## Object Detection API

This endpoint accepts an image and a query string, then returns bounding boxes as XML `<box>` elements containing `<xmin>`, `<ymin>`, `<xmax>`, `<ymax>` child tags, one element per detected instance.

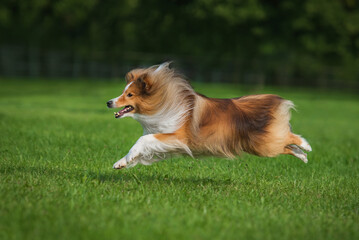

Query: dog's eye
<box><xmin>127</xmin><ymin>93</ymin><xmax>133</xmax><ymax>97</ymax></box>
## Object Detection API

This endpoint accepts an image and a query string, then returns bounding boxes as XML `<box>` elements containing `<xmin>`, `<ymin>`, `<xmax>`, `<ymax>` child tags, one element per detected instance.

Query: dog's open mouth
<box><xmin>114</xmin><ymin>105</ymin><xmax>134</xmax><ymax>118</ymax></box>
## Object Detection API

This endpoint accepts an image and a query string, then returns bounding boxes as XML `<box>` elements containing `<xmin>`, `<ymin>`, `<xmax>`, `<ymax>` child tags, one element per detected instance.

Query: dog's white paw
<box><xmin>299</xmin><ymin>153</ymin><xmax>308</xmax><ymax>163</ymax></box>
<box><xmin>290</xmin><ymin>145</ymin><xmax>308</xmax><ymax>163</ymax></box>
<box><xmin>113</xmin><ymin>157</ymin><xmax>127</xmax><ymax>169</ymax></box>
<box><xmin>300</xmin><ymin>138</ymin><xmax>312</xmax><ymax>152</ymax></box>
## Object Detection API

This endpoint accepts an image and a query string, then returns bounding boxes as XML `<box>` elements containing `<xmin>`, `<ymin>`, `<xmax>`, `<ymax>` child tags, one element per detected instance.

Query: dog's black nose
<box><xmin>107</xmin><ymin>100</ymin><xmax>113</xmax><ymax>107</ymax></box>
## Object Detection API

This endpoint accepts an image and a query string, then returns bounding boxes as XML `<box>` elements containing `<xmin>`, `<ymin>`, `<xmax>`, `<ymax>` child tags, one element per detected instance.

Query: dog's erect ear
<box><xmin>125</xmin><ymin>72</ymin><xmax>134</xmax><ymax>83</ymax></box>
<box><xmin>136</xmin><ymin>73</ymin><xmax>151</xmax><ymax>94</ymax></box>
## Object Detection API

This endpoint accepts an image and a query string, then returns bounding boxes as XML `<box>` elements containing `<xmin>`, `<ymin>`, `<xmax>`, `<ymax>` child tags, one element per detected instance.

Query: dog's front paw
<box><xmin>113</xmin><ymin>157</ymin><xmax>127</xmax><ymax>169</ymax></box>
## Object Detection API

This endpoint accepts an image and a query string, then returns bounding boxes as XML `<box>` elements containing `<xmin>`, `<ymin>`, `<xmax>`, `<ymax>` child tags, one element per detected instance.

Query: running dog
<box><xmin>107</xmin><ymin>63</ymin><xmax>312</xmax><ymax>169</ymax></box>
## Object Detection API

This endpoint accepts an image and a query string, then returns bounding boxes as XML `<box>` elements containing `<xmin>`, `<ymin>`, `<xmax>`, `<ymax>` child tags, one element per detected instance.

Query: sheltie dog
<box><xmin>107</xmin><ymin>62</ymin><xmax>312</xmax><ymax>169</ymax></box>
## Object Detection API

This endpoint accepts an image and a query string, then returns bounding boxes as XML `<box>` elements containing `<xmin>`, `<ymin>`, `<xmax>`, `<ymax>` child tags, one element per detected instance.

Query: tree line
<box><xmin>0</xmin><ymin>0</ymin><xmax>358</xmax><ymax>87</ymax></box>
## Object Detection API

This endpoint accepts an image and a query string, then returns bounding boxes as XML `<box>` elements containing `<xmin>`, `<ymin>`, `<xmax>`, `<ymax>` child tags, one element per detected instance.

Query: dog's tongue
<box><xmin>114</xmin><ymin>108</ymin><xmax>127</xmax><ymax>118</ymax></box>
<box><xmin>114</xmin><ymin>106</ymin><xmax>133</xmax><ymax>118</ymax></box>
<box><xmin>114</xmin><ymin>111</ymin><xmax>124</xmax><ymax>118</ymax></box>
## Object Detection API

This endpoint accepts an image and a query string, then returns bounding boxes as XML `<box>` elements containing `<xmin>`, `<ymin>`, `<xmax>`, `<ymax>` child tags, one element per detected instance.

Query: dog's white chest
<box><xmin>133</xmin><ymin>108</ymin><xmax>186</xmax><ymax>135</ymax></box>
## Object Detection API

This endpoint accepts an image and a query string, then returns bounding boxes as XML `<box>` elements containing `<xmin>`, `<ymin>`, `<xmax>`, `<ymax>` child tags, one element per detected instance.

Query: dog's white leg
<box><xmin>291</xmin><ymin>134</ymin><xmax>312</xmax><ymax>152</ymax></box>
<box><xmin>113</xmin><ymin>134</ymin><xmax>191</xmax><ymax>169</ymax></box>
<box><xmin>299</xmin><ymin>136</ymin><xmax>312</xmax><ymax>152</ymax></box>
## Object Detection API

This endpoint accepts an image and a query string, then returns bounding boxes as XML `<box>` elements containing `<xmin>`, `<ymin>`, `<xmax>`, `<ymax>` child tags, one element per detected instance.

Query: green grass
<box><xmin>1</xmin><ymin>78</ymin><xmax>358</xmax><ymax>240</ymax></box>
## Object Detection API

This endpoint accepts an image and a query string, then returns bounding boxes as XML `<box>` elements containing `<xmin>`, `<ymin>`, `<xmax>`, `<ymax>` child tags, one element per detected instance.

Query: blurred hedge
<box><xmin>0</xmin><ymin>0</ymin><xmax>358</xmax><ymax>87</ymax></box>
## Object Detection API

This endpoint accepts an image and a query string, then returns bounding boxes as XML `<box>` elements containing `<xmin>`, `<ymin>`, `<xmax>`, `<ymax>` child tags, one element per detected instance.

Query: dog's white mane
<box><xmin>133</xmin><ymin>63</ymin><xmax>195</xmax><ymax>135</ymax></box>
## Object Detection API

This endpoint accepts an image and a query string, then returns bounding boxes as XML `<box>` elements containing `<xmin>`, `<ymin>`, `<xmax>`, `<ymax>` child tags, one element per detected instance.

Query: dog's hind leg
<box><xmin>287</xmin><ymin>133</ymin><xmax>312</xmax><ymax>152</ymax></box>
<box><xmin>113</xmin><ymin>133</ymin><xmax>192</xmax><ymax>169</ymax></box>
<box><xmin>282</xmin><ymin>145</ymin><xmax>308</xmax><ymax>163</ymax></box>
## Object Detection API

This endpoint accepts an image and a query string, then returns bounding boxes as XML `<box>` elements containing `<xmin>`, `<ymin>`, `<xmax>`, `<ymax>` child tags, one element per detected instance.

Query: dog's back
<box><xmin>188</xmin><ymin>94</ymin><xmax>294</xmax><ymax>158</ymax></box>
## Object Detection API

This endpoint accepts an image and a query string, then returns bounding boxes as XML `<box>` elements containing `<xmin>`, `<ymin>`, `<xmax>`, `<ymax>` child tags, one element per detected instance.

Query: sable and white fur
<box><xmin>107</xmin><ymin>63</ymin><xmax>312</xmax><ymax>169</ymax></box>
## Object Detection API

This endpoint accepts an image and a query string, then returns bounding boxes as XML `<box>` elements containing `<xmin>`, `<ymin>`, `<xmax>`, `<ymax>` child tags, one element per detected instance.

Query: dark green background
<box><xmin>0</xmin><ymin>0</ymin><xmax>358</xmax><ymax>87</ymax></box>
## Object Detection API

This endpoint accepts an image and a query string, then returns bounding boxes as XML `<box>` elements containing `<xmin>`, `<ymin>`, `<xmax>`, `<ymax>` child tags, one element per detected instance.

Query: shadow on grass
<box><xmin>1</xmin><ymin>164</ymin><xmax>237</xmax><ymax>187</ymax></box>
<box><xmin>93</xmin><ymin>171</ymin><xmax>236</xmax><ymax>187</ymax></box>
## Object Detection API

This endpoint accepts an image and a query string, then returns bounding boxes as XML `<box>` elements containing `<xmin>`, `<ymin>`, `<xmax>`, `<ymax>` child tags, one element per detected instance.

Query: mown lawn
<box><xmin>0</xmin><ymin>78</ymin><xmax>358</xmax><ymax>240</ymax></box>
